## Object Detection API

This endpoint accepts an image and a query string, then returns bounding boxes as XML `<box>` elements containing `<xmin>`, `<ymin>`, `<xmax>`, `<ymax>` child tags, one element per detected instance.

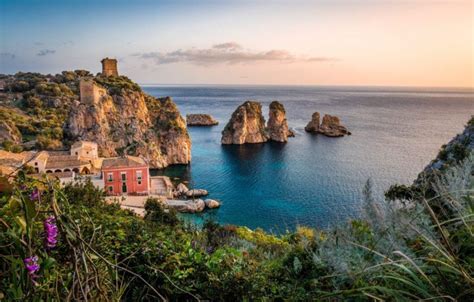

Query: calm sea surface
<box><xmin>142</xmin><ymin>85</ymin><xmax>473</xmax><ymax>232</ymax></box>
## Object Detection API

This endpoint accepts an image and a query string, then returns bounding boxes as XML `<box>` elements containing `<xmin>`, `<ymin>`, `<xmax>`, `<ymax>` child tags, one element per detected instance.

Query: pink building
<box><xmin>102</xmin><ymin>156</ymin><xmax>149</xmax><ymax>196</ymax></box>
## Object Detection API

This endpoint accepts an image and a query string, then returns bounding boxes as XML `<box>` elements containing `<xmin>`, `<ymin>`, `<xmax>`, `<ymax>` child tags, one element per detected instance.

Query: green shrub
<box><xmin>144</xmin><ymin>197</ymin><xmax>180</xmax><ymax>226</ymax></box>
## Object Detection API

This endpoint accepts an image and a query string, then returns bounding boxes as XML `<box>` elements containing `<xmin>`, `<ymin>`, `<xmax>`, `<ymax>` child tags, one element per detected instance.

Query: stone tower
<box><xmin>101</xmin><ymin>57</ymin><xmax>118</xmax><ymax>77</ymax></box>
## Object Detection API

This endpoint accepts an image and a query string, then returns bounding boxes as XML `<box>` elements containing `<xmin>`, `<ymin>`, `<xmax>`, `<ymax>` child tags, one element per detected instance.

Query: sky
<box><xmin>0</xmin><ymin>0</ymin><xmax>473</xmax><ymax>87</ymax></box>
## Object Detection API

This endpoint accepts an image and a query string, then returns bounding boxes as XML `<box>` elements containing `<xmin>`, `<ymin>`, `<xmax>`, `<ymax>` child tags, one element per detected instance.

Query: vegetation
<box><xmin>0</xmin><ymin>147</ymin><xmax>472</xmax><ymax>300</ymax></box>
<box><xmin>0</xmin><ymin>71</ymin><xmax>143</xmax><ymax>150</ymax></box>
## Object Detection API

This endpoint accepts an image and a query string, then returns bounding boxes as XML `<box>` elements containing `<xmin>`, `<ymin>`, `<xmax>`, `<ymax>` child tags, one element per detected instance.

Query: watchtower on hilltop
<box><xmin>101</xmin><ymin>57</ymin><xmax>118</xmax><ymax>77</ymax></box>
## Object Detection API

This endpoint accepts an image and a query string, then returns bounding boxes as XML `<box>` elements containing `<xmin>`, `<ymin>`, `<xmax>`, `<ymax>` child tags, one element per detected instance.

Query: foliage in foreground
<box><xmin>0</xmin><ymin>155</ymin><xmax>473</xmax><ymax>300</ymax></box>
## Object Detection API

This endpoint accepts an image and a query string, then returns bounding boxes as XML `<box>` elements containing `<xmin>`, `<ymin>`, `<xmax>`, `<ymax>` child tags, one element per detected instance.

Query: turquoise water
<box><xmin>143</xmin><ymin>85</ymin><xmax>473</xmax><ymax>232</ymax></box>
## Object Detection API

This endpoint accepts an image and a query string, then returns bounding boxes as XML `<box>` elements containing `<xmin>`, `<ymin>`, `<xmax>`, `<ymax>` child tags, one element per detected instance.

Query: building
<box><xmin>101</xmin><ymin>58</ymin><xmax>118</xmax><ymax>77</ymax></box>
<box><xmin>71</xmin><ymin>141</ymin><xmax>98</xmax><ymax>161</ymax></box>
<box><xmin>43</xmin><ymin>151</ymin><xmax>92</xmax><ymax>174</ymax></box>
<box><xmin>27</xmin><ymin>141</ymin><xmax>98</xmax><ymax>174</ymax></box>
<box><xmin>102</xmin><ymin>155</ymin><xmax>149</xmax><ymax>196</ymax></box>
<box><xmin>79</xmin><ymin>78</ymin><xmax>107</xmax><ymax>104</ymax></box>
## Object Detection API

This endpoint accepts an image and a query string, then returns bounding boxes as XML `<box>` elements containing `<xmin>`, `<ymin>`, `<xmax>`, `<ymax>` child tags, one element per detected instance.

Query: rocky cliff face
<box><xmin>305</xmin><ymin>112</ymin><xmax>350</xmax><ymax>137</ymax></box>
<box><xmin>221</xmin><ymin>101</ymin><xmax>269</xmax><ymax>144</ymax></box>
<box><xmin>417</xmin><ymin>116</ymin><xmax>473</xmax><ymax>180</ymax></box>
<box><xmin>186</xmin><ymin>114</ymin><xmax>218</xmax><ymax>126</ymax></box>
<box><xmin>267</xmin><ymin>101</ymin><xmax>293</xmax><ymax>142</ymax></box>
<box><xmin>0</xmin><ymin>121</ymin><xmax>21</xmax><ymax>144</ymax></box>
<box><xmin>65</xmin><ymin>79</ymin><xmax>191</xmax><ymax>168</ymax></box>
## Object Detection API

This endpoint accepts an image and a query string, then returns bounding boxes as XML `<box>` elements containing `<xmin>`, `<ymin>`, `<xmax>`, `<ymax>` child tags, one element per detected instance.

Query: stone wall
<box><xmin>79</xmin><ymin>79</ymin><xmax>107</xmax><ymax>104</ymax></box>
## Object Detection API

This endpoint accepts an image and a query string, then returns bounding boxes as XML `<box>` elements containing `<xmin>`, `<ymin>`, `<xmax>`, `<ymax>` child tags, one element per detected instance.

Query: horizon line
<box><xmin>138</xmin><ymin>83</ymin><xmax>474</xmax><ymax>90</ymax></box>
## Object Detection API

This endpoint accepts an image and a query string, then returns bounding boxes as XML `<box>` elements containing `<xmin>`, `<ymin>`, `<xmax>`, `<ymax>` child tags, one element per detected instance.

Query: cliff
<box><xmin>65</xmin><ymin>78</ymin><xmax>191</xmax><ymax>168</ymax></box>
<box><xmin>221</xmin><ymin>101</ymin><xmax>269</xmax><ymax>144</ymax></box>
<box><xmin>0</xmin><ymin>71</ymin><xmax>191</xmax><ymax>168</ymax></box>
<box><xmin>415</xmin><ymin>116</ymin><xmax>473</xmax><ymax>185</ymax></box>
<box><xmin>267</xmin><ymin>101</ymin><xmax>294</xmax><ymax>142</ymax></box>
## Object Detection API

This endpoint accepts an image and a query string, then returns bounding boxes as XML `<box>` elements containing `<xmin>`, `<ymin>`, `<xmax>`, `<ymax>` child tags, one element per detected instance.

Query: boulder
<box><xmin>304</xmin><ymin>112</ymin><xmax>320</xmax><ymax>133</ymax></box>
<box><xmin>166</xmin><ymin>199</ymin><xmax>205</xmax><ymax>213</ymax></box>
<box><xmin>319</xmin><ymin>114</ymin><xmax>351</xmax><ymax>137</ymax></box>
<box><xmin>176</xmin><ymin>183</ymin><xmax>189</xmax><ymax>195</ymax></box>
<box><xmin>267</xmin><ymin>101</ymin><xmax>293</xmax><ymax>142</ymax></box>
<box><xmin>221</xmin><ymin>101</ymin><xmax>269</xmax><ymax>144</ymax></box>
<box><xmin>186</xmin><ymin>114</ymin><xmax>218</xmax><ymax>126</ymax></box>
<box><xmin>204</xmin><ymin>199</ymin><xmax>220</xmax><ymax>209</ymax></box>
<box><xmin>186</xmin><ymin>189</ymin><xmax>209</xmax><ymax>198</ymax></box>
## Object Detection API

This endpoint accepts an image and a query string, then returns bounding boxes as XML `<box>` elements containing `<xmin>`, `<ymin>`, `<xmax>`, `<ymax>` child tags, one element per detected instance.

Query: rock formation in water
<box><xmin>267</xmin><ymin>101</ymin><xmax>294</xmax><ymax>142</ymax></box>
<box><xmin>319</xmin><ymin>114</ymin><xmax>351</xmax><ymax>137</ymax></box>
<box><xmin>305</xmin><ymin>112</ymin><xmax>350</xmax><ymax>137</ymax></box>
<box><xmin>186</xmin><ymin>114</ymin><xmax>219</xmax><ymax>126</ymax></box>
<box><xmin>65</xmin><ymin>78</ymin><xmax>191</xmax><ymax>168</ymax></box>
<box><xmin>221</xmin><ymin>101</ymin><xmax>269</xmax><ymax>144</ymax></box>
<box><xmin>304</xmin><ymin>112</ymin><xmax>320</xmax><ymax>133</ymax></box>
<box><xmin>204</xmin><ymin>199</ymin><xmax>220</xmax><ymax>209</ymax></box>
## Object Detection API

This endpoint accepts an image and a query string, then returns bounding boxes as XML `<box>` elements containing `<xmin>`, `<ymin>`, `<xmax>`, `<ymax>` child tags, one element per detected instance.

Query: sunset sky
<box><xmin>1</xmin><ymin>0</ymin><xmax>472</xmax><ymax>87</ymax></box>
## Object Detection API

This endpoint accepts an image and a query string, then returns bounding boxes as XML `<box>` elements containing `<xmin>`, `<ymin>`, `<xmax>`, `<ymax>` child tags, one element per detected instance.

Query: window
<box><xmin>137</xmin><ymin>170</ymin><xmax>142</xmax><ymax>185</ymax></box>
<box><xmin>107</xmin><ymin>173</ymin><xmax>113</xmax><ymax>182</ymax></box>
<box><xmin>108</xmin><ymin>186</ymin><xmax>113</xmax><ymax>193</ymax></box>
<box><xmin>34</xmin><ymin>162</ymin><xmax>38</xmax><ymax>166</ymax></box>
<box><xmin>122</xmin><ymin>183</ymin><xmax>127</xmax><ymax>193</ymax></box>
<box><xmin>121</xmin><ymin>173</ymin><xmax>126</xmax><ymax>181</ymax></box>
<box><xmin>75</xmin><ymin>152</ymin><xmax>78</xmax><ymax>155</ymax></box>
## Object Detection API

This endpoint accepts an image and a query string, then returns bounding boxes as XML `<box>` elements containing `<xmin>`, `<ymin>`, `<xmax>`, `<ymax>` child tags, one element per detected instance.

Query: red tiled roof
<box><xmin>102</xmin><ymin>156</ymin><xmax>147</xmax><ymax>169</ymax></box>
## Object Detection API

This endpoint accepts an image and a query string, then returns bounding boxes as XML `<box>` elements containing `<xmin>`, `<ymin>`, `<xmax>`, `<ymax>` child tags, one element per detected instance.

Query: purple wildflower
<box><xmin>24</xmin><ymin>256</ymin><xmax>40</xmax><ymax>281</ymax></box>
<box><xmin>29</xmin><ymin>188</ymin><xmax>40</xmax><ymax>201</ymax></box>
<box><xmin>43</xmin><ymin>216</ymin><xmax>58</xmax><ymax>249</ymax></box>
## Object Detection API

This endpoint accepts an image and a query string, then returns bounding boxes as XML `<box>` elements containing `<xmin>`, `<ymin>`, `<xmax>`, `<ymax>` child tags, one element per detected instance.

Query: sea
<box><xmin>142</xmin><ymin>85</ymin><xmax>473</xmax><ymax>233</ymax></box>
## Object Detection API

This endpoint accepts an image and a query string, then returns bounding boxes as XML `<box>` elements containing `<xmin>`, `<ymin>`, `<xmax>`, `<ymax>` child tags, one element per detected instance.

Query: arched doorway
<box><xmin>81</xmin><ymin>167</ymin><xmax>91</xmax><ymax>174</ymax></box>
<box><xmin>64</xmin><ymin>168</ymin><xmax>71</xmax><ymax>172</ymax></box>
<box><xmin>46</xmin><ymin>170</ymin><xmax>53</xmax><ymax>173</ymax></box>
<box><xmin>54</xmin><ymin>169</ymin><xmax>62</xmax><ymax>173</ymax></box>
<box><xmin>72</xmin><ymin>168</ymin><xmax>80</xmax><ymax>173</ymax></box>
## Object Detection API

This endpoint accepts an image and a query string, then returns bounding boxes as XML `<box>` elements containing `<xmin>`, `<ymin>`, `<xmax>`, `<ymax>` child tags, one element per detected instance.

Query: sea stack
<box><xmin>304</xmin><ymin>112</ymin><xmax>320</xmax><ymax>133</ymax></box>
<box><xmin>221</xmin><ymin>101</ymin><xmax>269</xmax><ymax>144</ymax></box>
<box><xmin>305</xmin><ymin>112</ymin><xmax>351</xmax><ymax>137</ymax></box>
<box><xmin>267</xmin><ymin>101</ymin><xmax>294</xmax><ymax>142</ymax></box>
<box><xmin>186</xmin><ymin>114</ymin><xmax>219</xmax><ymax>126</ymax></box>
<box><xmin>319</xmin><ymin>114</ymin><xmax>351</xmax><ymax>137</ymax></box>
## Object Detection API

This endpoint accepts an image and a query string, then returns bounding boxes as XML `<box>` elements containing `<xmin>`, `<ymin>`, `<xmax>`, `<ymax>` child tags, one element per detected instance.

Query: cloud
<box><xmin>212</xmin><ymin>42</ymin><xmax>242</xmax><ymax>50</ymax></box>
<box><xmin>0</xmin><ymin>52</ymin><xmax>15</xmax><ymax>59</ymax></box>
<box><xmin>133</xmin><ymin>42</ymin><xmax>336</xmax><ymax>66</ymax></box>
<box><xmin>37</xmin><ymin>49</ymin><xmax>56</xmax><ymax>56</ymax></box>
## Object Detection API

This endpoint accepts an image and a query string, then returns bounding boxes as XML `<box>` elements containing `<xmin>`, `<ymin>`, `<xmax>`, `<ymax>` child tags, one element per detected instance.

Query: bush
<box><xmin>144</xmin><ymin>197</ymin><xmax>180</xmax><ymax>226</ymax></box>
